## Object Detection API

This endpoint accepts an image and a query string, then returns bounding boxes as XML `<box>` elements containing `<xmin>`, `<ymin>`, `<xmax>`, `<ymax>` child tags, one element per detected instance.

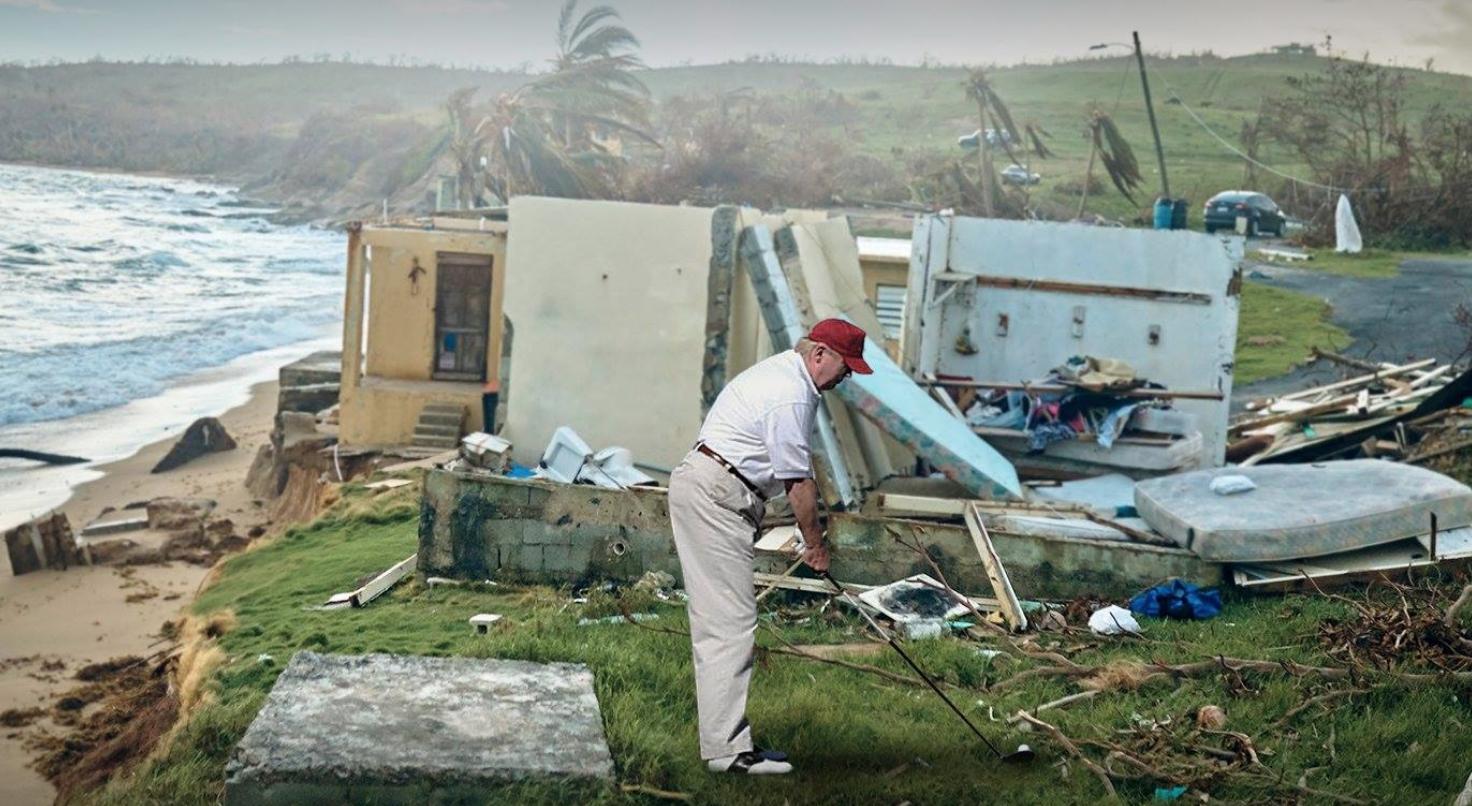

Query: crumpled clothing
<box><xmin>1129</xmin><ymin>579</ymin><xmax>1222</xmax><ymax>621</ymax></box>
<box><xmin>970</xmin><ymin>391</ymin><xmax>1029</xmax><ymax>429</ymax></box>
<box><xmin>1027</xmin><ymin>422</ymin><xmax>1076</xmax><ymax>453</ymax></box>
<box><xmin>1096</xmin><ymin>403</ymin><xmax>1140</xmax><ymax>450</ymax></box>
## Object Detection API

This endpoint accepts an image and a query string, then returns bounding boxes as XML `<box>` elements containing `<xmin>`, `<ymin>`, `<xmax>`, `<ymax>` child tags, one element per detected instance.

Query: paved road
<box><xmin>1234</xmin><ymin>256</ymin><xmax>1472</xmax><ymax>405</ymax></box>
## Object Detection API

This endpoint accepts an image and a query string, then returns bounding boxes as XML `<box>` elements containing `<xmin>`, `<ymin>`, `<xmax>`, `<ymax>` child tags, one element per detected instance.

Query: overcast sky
<box><xmin>2</xmin><ymin>0</ymin><xmax>1469</xmax><ymax>75</ymax></box>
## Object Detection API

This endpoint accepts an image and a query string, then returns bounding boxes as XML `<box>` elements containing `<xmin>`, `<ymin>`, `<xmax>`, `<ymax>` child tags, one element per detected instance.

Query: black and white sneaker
<box><xmin>707</xmin><ymin>750</ymin><xmax>793</xmax><ymax>775</ymax></box>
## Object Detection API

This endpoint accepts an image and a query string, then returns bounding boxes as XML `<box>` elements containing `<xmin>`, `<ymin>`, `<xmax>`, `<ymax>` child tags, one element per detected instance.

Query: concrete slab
<box><xmin>224</xmin><ymin>652</ymin><xmax>614</xmax><ymax>805</ymax></box>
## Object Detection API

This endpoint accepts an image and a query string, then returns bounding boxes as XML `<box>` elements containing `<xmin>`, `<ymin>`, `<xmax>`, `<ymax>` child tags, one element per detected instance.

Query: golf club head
<box><xmin>1002</xmin><ymin>744</ymin><xmax>1034</xmax><ymax>763</ymax></box>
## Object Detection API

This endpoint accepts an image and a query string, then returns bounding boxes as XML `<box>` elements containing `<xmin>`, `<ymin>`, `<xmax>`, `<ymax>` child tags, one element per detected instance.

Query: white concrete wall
<box><xmin>904</xmin><ymin>216</ymin><xmax>1243</xmax><ymax>464</ymax></box>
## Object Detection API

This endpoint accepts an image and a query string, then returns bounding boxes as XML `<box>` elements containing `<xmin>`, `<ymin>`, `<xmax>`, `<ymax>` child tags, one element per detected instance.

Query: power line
<box><xmin>1142</xmin><ymin>60</ymin><xmax>1363</xmax><ymax>194</ymax></box>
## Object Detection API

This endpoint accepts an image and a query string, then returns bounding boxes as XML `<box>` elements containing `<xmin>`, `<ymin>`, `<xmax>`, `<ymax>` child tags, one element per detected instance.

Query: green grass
<box><xmin>1252</xmin><ymin>247</ymin><xmax>1472</xmax><ymax>278</ymax></box>
<box><xmin>1234</xmin><ymin>281</ymin><xmax>1350</xmax><ymax>384</ymax></box>
<box><xmin>84</xmin><ymin>481</ymin><xmax>1472</xmax><ymax>805</ymax></box>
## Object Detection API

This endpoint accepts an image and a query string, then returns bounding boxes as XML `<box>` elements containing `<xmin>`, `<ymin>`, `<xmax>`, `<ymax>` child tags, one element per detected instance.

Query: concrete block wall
<box><xmin>418</xmin><ymin>470</ymin><xmax>1223</xmax><ymax>599</ymax></box>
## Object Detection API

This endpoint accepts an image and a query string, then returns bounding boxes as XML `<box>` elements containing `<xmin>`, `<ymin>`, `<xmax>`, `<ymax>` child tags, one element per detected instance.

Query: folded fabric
<box><xmin>1129</xmin><ymin>579</ymin><xmax>1222</xmax><ymax>620</ymax></box>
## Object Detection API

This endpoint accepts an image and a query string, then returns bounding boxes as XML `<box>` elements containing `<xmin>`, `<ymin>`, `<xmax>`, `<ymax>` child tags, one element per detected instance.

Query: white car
<box><xmin>1001</xmin><ymin>164</ymin><xmax>1040</xmax><ymax>186</ymax></box>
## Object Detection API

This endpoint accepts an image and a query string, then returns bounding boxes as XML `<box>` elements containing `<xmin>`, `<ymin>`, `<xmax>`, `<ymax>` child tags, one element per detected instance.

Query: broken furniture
<box><xmin>223</xmin><ymin>652</ymin><xmax>613</xmax><ymax>804</ymax></box>
<box><xmin>537</xmin><ymin>426</ymin><xmax>655</xmax><ymax>489</ymax></box>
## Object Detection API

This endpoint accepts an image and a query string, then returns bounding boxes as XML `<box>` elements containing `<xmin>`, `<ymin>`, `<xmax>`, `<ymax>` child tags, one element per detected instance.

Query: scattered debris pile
<box><xmin>23</xmin><ymin>654</ymin><xmax>178</xmax><ymax>802</ymax></box>
<box><xmin>1229</xmin><ymin>351</ymin><xmax>1472</xmax><ymax>465</ymax></box>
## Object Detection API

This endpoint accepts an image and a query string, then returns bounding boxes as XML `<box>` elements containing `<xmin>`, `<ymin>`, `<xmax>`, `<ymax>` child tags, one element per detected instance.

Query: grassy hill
<box><xmin>3</xmin><ymin>54</ymin><xmax>1470</xmax><ymax>224</ymax></box>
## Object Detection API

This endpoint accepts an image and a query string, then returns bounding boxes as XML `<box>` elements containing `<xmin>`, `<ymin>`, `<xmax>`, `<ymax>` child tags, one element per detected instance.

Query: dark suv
<box><xmin>1203</xmin><ymin>191</ymin><xmax>1286</xmax><ymax>236</ymax></box>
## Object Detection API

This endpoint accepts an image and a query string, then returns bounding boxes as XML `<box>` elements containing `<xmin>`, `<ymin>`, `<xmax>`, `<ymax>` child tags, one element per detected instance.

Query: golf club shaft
<box><xmin>821</xmin><ymin>571</ymin><xmax>1004</xmax><ymax>758</ymax></box>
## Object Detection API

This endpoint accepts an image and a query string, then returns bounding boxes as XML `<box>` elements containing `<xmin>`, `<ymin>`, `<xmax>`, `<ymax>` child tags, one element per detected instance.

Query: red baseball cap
<box><xmin>807</xmin><ymin>319</ymin><xmax>873</xmax><ymax>375</ymax></box>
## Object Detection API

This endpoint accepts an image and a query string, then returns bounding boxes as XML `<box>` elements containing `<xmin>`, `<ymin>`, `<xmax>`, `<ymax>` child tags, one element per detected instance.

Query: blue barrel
<box><xmin>1171</xmin><ymin>199</ymin><xmax>1189</xmax><ymax>230</ymax></box>
<box><xmin>1153</xmin><ymin>198</ymin><xmax>1173</xmax><ymax>229</ymax></box>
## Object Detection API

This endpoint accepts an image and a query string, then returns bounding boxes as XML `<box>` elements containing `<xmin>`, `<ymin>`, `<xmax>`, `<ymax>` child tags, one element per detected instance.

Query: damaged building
<box><xmin>329</xmin><ymin>197</ymin><xmax>1472</xmax><ymax>602</ymax></box>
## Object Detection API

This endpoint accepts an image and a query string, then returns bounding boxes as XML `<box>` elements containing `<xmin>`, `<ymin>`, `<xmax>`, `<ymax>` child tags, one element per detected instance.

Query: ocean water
<box><xmin>0</xmin><ymin>163</ymin><xmax>343</xmax><ymax>427</ymax></box>
<box><xmin>0</xmin><ymin>163</ymin><xmax>344</xmax><ymax>527</ymax></box>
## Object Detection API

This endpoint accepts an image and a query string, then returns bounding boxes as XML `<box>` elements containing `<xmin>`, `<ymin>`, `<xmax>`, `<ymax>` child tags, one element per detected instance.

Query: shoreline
<box><xmin>0</xmin><ymin>376</ymin><xmax>283</xmax><ymax>806</ymax></box>
<box><xmin>0</xmin><ymin>333</ymin><xmax>339</xmax><ymax>533</ymax></box>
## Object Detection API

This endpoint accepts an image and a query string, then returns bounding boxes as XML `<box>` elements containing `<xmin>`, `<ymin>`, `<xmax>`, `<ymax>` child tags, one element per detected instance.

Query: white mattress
<box><xmin>1134</xmin><ymin>460</ymin><xmax>1472</xmax><ymax>562</ymax></box>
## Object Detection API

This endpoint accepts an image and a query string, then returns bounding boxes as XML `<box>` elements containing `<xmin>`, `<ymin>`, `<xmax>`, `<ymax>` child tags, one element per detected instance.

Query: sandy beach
<box><xmin>0</xmin><ymin>379</ymin><xmax>279</xmax><ymax>805</ymax></box>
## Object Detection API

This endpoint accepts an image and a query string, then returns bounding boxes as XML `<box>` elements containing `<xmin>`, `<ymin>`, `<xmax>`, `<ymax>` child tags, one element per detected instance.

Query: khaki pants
<box><xmin>669</xmin><ymin>449</ymin><xmax>764</xmax><ymax>760</ymax></box>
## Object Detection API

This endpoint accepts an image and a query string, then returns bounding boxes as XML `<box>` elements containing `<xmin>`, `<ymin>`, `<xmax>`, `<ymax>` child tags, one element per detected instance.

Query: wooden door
<box><xmin>432</xmin><ymin>252</ymin><xmax>493</xmax><ymax>381</ymax></box>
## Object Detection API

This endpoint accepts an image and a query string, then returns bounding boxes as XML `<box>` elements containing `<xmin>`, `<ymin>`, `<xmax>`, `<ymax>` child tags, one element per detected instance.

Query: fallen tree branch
<box><xmin>619</xmin><ymin>783</ymin><xmax>690</xmax><ymax>802</ymax></box>
<box><xmin>1447</xmin><ymin>585</ymin><xmax>1472</xmax><ymax>630</ymax></box>
<box><xmin>1006</xmin><ymin>690</ymin><xmax>1098</xmax><ymax>724</ymax></box>
<box><xmin>991</xmin><ymin>654</ymin><xmax>1472</xmax><ymax>693</ymax></box>
<box><xmin>1014</xmin><ymin>712</ymin><xmax>1116</xmax><ymax>798</ymax></box>
<box><xmin>1271</xmin><ymin>687</ymin><xmax>1370</xmax><ymax>730</ymax></box>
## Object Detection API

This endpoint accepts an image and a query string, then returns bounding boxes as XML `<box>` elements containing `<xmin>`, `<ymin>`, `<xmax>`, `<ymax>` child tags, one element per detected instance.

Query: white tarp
<box><xmin>1335</xmin><ymin>194</ymin><xmax>1363</xmax><ymax>254</ymax></box>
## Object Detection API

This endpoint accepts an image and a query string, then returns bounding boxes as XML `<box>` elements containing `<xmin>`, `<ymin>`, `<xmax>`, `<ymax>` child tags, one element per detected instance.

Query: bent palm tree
<box><xmin>548</xmin><ymin>0</ymin><xmax>652</xmax><ymax>149</ymax></box>
<box><xmin>434</xmin><ymin>1</ymin><xmax>659</xmax><ymax>204</ymax></box>
<box><xmin>964</xmin><ymin>69</ymin><xmax>1023</xmax><ymax>217</ymax></box>
<box><xmin>1077</xmin><ymin>108</ymin><xmax>1144</xmax><ymax>217</ymax></box>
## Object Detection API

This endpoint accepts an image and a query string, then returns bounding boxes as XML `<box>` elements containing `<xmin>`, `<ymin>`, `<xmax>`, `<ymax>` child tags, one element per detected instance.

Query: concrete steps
<box><xmin>411</xmin><ymin>403</ymin><xmax>466</xmax><ymax>454</ymax></box>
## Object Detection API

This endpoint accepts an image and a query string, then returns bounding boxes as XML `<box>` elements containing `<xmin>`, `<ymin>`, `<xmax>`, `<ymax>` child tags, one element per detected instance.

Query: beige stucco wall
<box><xmin>339</xmin><ymin>226</ymin><xmax>508</xmax><ymax>447</ymax></box>
<box><xmin>502</xmin><ymin>198</ymin><xmax>720</xmax><ymax>470</ymax></box>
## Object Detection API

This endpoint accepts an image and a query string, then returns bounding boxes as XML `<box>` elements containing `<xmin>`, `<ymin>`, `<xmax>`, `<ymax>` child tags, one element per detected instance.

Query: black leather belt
<box><xmin>696</xmin><ymin>443</ymin><xmax>767</xmax><ymax>501</ymax></box>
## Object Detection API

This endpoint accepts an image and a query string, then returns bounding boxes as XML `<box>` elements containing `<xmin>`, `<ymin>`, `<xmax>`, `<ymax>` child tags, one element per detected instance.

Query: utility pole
<box><xmin>1133</xmin><ymin>30</ymin><xmax>1171</xmax><ymax>200</ymax></box>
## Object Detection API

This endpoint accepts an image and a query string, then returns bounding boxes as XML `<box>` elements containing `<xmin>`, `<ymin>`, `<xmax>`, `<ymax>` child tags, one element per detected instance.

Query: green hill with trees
<box><xmin>3</xmin><ymin>43</ymin><xmax>1469</xmax><ymax>242</ymax></box>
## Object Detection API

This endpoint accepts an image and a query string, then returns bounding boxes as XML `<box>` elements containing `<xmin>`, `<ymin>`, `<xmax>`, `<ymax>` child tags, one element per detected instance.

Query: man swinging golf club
<box><xmin>669</xmin><ymin>318</ymin><xmax>871</xmax><ymax>775</ymax></box>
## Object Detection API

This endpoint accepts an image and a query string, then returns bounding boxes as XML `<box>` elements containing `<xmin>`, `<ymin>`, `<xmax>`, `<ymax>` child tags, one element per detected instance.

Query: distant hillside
<box><xmin>4</xmin><ymin>54</ymin><xmax>1469</xmax><ymax>224</ymax></box>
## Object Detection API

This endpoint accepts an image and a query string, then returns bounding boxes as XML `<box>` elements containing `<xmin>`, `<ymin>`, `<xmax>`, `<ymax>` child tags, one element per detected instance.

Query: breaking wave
<box><xmin>0</xmin><ymin>163</ymin><xmax>344</xmax><ymax>427</ymax></box>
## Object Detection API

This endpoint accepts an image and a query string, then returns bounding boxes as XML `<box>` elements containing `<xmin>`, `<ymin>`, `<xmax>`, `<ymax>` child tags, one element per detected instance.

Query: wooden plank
<box><xmin>325</xmin><ymin>553</ymin><xmax>417</xmax><ymax>609</ymax></box>
<box><xmin>966</xmin><ymin>274</ymin><xmax>1213</xmax><ymax>305</ymax></box>
<box><xmin>963</xmin><ymin>503</ymin><xmax>1028</xmax><ymax>632</ymax></box>
<box><xmin>920</xmin><ymin>379</ymin><xmax>1223</xmax><ymax>401</ymax></box>
<box><xmin>1267</xmin><ymin>357</ymin><xmax>1437</xmax><ymax>405</ymax></box>
<box><xmin>751</xmin><ymin>572</ymin><xmax>873</xmax><ymax>596</ymax></box>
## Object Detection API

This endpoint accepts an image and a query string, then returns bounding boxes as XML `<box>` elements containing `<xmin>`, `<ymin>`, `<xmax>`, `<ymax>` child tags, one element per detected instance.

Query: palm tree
<box><xmin>546</xmin><ymin>0</ymin><xmax>651</xmax><ymax>150</ymax></box>
<box><xmin>963</xmin><ymin>69</ymin><xmax>1021</xmax><ymax>217</ymax></box>
<box><xmin>1076</xmin><ymin>108</ymin><xmax>1144</xmax><ymax>217</ymax></box>
<box><xmin>434</xmin><ymin>1</ymin><xmax>658</xmax><ymax>205</ymax></box>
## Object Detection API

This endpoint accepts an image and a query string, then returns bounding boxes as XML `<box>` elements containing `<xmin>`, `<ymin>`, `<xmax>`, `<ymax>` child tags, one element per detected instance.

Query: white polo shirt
<box><xmin>697</xmin><ymin>350</ymin><xmax>820</xmax><ymax>498</ymax></box>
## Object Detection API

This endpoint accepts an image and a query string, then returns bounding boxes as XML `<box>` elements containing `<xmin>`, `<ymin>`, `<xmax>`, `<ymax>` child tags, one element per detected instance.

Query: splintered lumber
<box><xmin>919</xmin><ymin>379</ymin><xmax>1223</xmax><ymax>401</ymax></box>
<box><xmin>1263</xmin><ymin>357</ymin><xmax>1437</xmax><ymax>406</ymax></box>
<box><xmin>324</xmin><ymin>553</ymin><xmax>417</xmax><ymax>608</ymax></box>
<box><xmin>963</xmin><ymin>503</ymin><xmax>1028</xmax><ymax>632</ymax></box>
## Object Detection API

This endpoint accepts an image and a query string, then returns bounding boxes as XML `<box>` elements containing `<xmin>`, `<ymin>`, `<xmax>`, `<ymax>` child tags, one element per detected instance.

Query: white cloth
<box><xmin>696</xmin><ymin>351</ymin><xmax>819</xmax><ymax>498</ymax></box>
<box><xmin>669</xmin><ymin>448</ymin><xmax>766</xmax><ymax>760</ymax></box>
<box><xmin>1335</xmin><ymin>194</ymin><xmax>1363</xmax><ymax>254</ymax></box>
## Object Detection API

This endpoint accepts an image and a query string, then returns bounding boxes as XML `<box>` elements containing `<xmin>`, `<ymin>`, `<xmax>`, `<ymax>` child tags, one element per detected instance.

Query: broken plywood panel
<box><xmin>964</xmin><ymin>503</ymin><xmax>1029</xmax><ymax>631</ymax></box>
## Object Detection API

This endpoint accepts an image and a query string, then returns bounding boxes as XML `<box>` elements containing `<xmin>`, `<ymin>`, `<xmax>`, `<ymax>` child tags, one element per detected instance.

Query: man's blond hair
<box><xmin>795</xmin><ymin>337</ymin><xmax>817</xmax><ymax>357</ymax></box>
